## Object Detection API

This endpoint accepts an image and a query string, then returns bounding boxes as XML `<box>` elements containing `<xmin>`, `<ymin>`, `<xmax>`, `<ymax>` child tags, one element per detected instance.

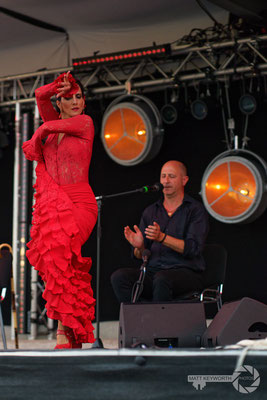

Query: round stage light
<box><xmin>191</xmin><ymin>99</ymin><xmax>208</xmax><ymax>120</ymax></box>
<box><xmin>239</xmin><ymin>94</ymin><xmax>257</xmax><ymax>115</ymax></box>
<box><xmin>161</xmin><ymin>104</ymin><xmax>177</xmax><ymax>124</ymax></box>
<box><xmin>101</xmin><ymin>94</ymin><xmax>164</xmax><ymax>166</ymax></box>
<box><xmin>201</xmin><ymin>150</ymin><xmax>267</xmax><ymax>224</ymax></box>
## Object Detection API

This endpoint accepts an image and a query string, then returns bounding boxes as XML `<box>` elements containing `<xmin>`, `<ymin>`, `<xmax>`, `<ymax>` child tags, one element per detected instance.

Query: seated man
<box><xmin>111</xmin><ymin>160</ymin><xmax>209</xmax><ymax>303</ymax></box>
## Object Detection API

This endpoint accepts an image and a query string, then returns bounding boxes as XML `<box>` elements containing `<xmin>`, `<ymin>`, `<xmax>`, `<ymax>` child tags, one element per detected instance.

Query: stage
<box><xmin>1</xmin><ymin>321</ymin><xmax>267</xmax><ymax>400</ymax></box>
<box><xmin>0</xmin><ymin>348</ymin><xmax>266</xmax><ymax>399</ymax></box>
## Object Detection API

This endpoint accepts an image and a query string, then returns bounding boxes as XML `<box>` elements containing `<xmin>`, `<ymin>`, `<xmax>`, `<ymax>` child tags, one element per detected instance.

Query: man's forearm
<box><xmin>159</xmin><ymin>232</ymin><xmax>184</xmax><ymax>254</ymax></box>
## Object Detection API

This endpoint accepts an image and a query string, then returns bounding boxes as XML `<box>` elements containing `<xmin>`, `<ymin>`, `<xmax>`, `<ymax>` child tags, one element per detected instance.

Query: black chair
<box><xmin>176</xmin><ymin>244</ymin><xmax>227</xmax><ymax>311</ymax></box>
<box><xmin>0</xmin><ymin>243</ymin><xmax>13</xmax><ymax>350</ymax></box>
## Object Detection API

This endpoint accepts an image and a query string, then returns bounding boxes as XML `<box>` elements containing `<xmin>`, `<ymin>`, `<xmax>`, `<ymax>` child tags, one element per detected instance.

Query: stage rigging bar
<box><xmin>1</xmin><ymin>34</ymin><xmax>267</xmax><ymax>106</ymax></box>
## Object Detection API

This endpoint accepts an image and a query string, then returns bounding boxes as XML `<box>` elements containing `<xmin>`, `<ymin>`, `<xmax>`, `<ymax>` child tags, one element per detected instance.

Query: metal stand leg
<box><xmin>92</xmin><ymin>198</ymin><xmax>104</xmax><ymax>348</ymax></box>
<box><xmin>132</xmin><ymin>267</ymin><xmax>146</xmax><ymax>303</ymax></box>
<box><xmin>131</xmin><ymin>252</ymin><xmax>150</xmax><ymax>303</ymax></box>
<box><xmin>0</xmin><ymin>304</ymin><xmax>7</xmax><ymax>351</ymax></box>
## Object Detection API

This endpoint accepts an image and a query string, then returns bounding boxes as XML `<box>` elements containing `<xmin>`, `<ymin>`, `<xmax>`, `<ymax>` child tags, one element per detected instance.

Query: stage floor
<box><xmin>1</xmin><ymin>322</ymin><xmax>267</xmax><ymax>399</ymax></box>
<box><xmin>0</xmin><ymin>346</ymin><xmax>267</xmax><ymax>399</ymax></box>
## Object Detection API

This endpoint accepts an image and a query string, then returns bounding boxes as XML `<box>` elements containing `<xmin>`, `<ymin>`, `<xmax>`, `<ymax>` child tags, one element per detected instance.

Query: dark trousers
<box><xmin>111</xmin><ymin>266</ymin><xmax>205</xmax><ymax>303</ymax></box>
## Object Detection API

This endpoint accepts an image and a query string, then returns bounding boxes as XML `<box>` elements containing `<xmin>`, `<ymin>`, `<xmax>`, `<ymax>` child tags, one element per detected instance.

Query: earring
<box><xmin>59</xmin><ymin>113</ymin><xmax>62</xmax><ymax>119</ymax></box>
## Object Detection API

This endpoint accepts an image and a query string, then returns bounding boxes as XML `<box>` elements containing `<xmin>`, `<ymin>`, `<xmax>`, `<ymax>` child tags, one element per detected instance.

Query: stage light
<box><xmin>160</xmin><ymin>104</ymin><xmax>177</xmax><ymax>124</ymax></box>
<box><xmin>191</xmin><ymin>99</ymin><xmax>208</xmax><ymax>120</ymax></box>
<box><xmin>137</xmin><ymin>129</ymin><xmax>146</xmax><ymax>136</ymax></box>
<box><xmin>201</xmin><ymin>150</ymin><xmax>267</xmax><ymax>224</ymax></box>
<box><xmin>101</xmin><ymin>94</ymin><xmax>164</xmax><ymax>166</ymax></box>
<box><xmin>73</xmin><ymin>44</ymin><xmax>171</xmax><ymax>68</ymax></box>
<box><xmin>239</xmin><ymin>93</ymin><xmax>257</xmax><ymax>115</ymax></box>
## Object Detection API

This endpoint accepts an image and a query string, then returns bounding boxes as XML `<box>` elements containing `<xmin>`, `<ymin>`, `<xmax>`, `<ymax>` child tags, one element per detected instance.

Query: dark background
<box><xmin>0</xmin><ymin>81</ymin><xmax>266</xmax><ymax>324</ymax></box>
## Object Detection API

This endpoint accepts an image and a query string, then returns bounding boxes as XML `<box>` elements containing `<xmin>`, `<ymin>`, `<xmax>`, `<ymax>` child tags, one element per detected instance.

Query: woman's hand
<box><xmin>56</xmin><ymin>71</ymin><xmax>72</xmax><ymax>98</ymax></box>
<box><xmin>124</xmin><ymin>225</ymin><xmax>144</xmax><ymax>249</ymax></box>
<box><xmin>144</xmin><ymin>221</ymin><xmax>164</xmax><ymax>242</ymax></box>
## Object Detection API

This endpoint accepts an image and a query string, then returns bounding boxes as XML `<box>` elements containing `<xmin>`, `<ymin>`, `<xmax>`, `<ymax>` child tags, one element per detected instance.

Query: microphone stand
<box><xmin>92</xmin><ymin>197</ymin><xmax>104</xmax><ymax>349</ymax></box>
<box><xmin>131</xmin><ymin>260</ymin><xmax>148</xmax><ymax>304</ymax></box>
<box><xmin>92</xmin><ymin>186</ymin><xmax>157</xmax><ymax>348</ymax></box>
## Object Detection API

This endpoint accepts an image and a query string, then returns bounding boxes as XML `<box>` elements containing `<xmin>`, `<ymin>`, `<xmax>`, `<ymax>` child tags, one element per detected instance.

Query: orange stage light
<box><xmin>101</xmin><ymin>95</ymin><xmax>164</xmax><ymax>166</ymax></box>
<box><xmin>102</xmin><ymin>107</ymin><xmax>147</xmax><ymax>161</ymax></box>
<box><xmin>201</xmin><ymin>150</ymin><xmax>267</xmax><ymax>223</ymax></box>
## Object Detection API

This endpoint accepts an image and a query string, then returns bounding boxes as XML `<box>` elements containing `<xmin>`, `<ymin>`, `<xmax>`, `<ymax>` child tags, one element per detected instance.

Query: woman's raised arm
<box><xmin>35</xmin><ymin>82</ymin><xmax>59</xmax><ymax>122</ymax></box>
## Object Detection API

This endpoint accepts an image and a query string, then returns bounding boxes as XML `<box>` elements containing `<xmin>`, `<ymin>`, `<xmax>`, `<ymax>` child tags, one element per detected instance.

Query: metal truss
<box><xmin>1</xmin><ymin>33</ymin><xmax>267</xmax><ymax>107</ymax></box>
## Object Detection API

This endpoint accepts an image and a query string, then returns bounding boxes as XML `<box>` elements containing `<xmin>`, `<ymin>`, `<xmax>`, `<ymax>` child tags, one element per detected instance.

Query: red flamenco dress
<box><xmin>22</xmin><ymin>77</ymin><xmax>98</xmax><ymax>344</ymax></box>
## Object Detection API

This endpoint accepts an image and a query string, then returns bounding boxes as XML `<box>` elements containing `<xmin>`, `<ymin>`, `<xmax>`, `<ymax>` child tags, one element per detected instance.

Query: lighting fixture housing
<box><xmin>239</xmin><ymin>93</ymin><xmax>257</xmax><ymax>115</ymax></box>
<box><xmin>201</xmin><ymin>149</ymin><xmax>267</xmax><ymax>224</ymax></box>
<box><xmin>101</xmin><ymin>94</ymin><xmax>164</xmax><ymax>166</ymax></box>
<box><xmin>191</xmin><ymin>99</ymin><xmax>208</xmax><ymax>120</ymax></box>
<box><xmin>161</xmin><ymin>104</ymin><xmax>178</xmax><ymax>124</ymax></box>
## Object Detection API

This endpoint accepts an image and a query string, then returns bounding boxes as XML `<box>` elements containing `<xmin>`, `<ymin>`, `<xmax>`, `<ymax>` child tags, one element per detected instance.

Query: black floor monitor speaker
<box><xmin>119</xmin><ymin>302</ymin><xmax>207</xmax><ymax>348</ymax></box>
<box><xmin>202</xmin><ymin>297</ymin><xmax>267</xmax><ymax>347</ymax></box>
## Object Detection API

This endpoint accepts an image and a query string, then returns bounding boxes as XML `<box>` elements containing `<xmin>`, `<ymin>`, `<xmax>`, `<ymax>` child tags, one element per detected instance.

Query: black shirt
<box><xmin>139</xmin><ymin>194</ymin><xmax>209</xmax><ymax>272</ymax></box>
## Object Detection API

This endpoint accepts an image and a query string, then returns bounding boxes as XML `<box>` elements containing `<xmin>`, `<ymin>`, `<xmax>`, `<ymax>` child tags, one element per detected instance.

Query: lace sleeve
<box><xmin>37</xmin><ymin>115</ymin><xmax>94</xmax><ymax>141</ymax></box>
<box><xmin>35</xmin><ymin>82</ymin><xmax>59</xmax><ymax>123</ymax></box>
<box><xmin>22</xmin><ymin>113</ymin><xmax>94</xmax><ymax>162</ymax></box>
<box><xmin>22</xmin><ymin>135</ymin><xmax>43</xmax><ymax>162</ymax></box>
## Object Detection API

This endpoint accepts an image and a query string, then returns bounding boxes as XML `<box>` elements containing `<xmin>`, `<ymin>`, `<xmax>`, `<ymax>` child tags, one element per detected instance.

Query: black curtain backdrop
<box><xmin>0</xmin><ymin>83</ymin><xmax>267</xmax><ymax>323</ymax></box>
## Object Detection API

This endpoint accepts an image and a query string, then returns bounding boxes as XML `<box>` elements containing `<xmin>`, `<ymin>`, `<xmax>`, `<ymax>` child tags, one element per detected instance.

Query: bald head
<box><xmin>161</xmin><ymin>161</ymin><xmax>187</xmax><ymax>177</ymax></box>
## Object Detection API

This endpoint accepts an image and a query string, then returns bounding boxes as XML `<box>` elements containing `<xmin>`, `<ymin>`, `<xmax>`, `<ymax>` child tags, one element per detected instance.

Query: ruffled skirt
<box><xmin>26</xmin><ymin>162</ymin><xmax>98</xmax><ymax>343</ymax></box>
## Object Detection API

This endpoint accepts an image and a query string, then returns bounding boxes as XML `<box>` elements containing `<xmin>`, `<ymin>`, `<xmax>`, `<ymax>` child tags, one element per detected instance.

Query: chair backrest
<box><xmin>201</xmin><ymin>244</ymin><xmax>227</xmax><ymax>288</ymax></box>
<box><xmin>0</xmin><ymin>244</ymin><xmax>12</xmax><ymax>289</ymax></box>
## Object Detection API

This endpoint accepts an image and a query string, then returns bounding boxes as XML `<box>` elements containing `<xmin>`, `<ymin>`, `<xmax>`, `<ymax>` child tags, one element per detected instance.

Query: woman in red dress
<box><xmin>22</xmin><ymin>72</ymin><xmax>98</xmax><ymax>349</ymax></box>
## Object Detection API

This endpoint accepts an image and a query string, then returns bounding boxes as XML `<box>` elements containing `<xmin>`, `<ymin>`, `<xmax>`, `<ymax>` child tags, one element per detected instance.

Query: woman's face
<box><xmin>56</xmin><ymin>86</ymin><xmax>85</xmax><ymax>119</ymax></box>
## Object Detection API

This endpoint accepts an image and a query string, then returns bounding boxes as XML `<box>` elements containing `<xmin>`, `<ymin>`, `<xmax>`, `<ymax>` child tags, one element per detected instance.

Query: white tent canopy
<box><xmin>0</xmin><ymin>0</ymin><xmax>228</xmax><ymax>77</ymax></box>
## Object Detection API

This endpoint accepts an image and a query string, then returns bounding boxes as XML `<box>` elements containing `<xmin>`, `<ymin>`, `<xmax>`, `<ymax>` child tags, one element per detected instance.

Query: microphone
<box><xmin>142</xmin><ymin>249</ymin><xmax>151</xmax><ymax>263</ymax></box>
<box><xmin>140</xmin><ymin>183</ymin><xmax>163</xmax><ymax>193</ymax></box>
